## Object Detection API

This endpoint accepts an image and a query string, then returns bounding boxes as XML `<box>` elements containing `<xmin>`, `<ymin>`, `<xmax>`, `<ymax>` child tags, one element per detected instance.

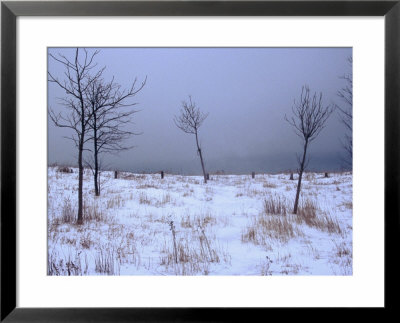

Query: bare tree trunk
<box><xmin>293</xmin><ymin>140</ymin><xmax>308</xmax><ymax>214</ymax></box>
<box><xmin>76</xmin><ymin>78</ymin><xmax>86</xmax><ymax>224</ymax></box>
<box><xmin>93</xmin><ymin>112</ymin><xmax>100</xmax><ymax>196</ymax></box>
<box><xmin>98</xmin><ymin>171</ymin><xmax>101</xmax><ymax>195</ymax></box>
<box><xmin>77</xmin><ymin>141</ymin><xmax>84</xmax><ymax>224</ymax></box>
<box><xmin>94</xmin><ymin>157</ymin><xmax>99</xmax><ymax>196</ymax></box>
<box><xmin>195</xmin><ymin>131</ymin><xmax>207</xmax><ymax>183</ymax></box>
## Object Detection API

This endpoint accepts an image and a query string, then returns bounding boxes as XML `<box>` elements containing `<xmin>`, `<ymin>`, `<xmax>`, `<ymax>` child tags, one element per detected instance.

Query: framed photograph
<box><xmin>1</xmin><ymin>0</ymin><xmax>398</xmax><ymax>321</ymax></box>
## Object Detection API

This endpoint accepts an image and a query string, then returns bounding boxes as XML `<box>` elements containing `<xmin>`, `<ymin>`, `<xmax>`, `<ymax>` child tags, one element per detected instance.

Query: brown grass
<box><xmin>106</xmin><ymin>194</ymin><xmax>124</xmax><ymax>209</ymax></box>
<box><xmin>83</xmin><ymin>200</ymin><xmax>106</xmax><ymax>222</ymax></box>
<box><xmin>137</xmin><ymin>183</ymin><xmax>159</xmax><ymax>189</ymax></box>
<box><xmin>295</xmin><ymin>198</ymin><xmax>342</xmax><ymax>235</ymax></box>
<box><xmin>95</xmin><ymin>248</ymin><xmax>120</xmax><ymax>275</ymax></box>
<box><xmin>57</xmin><ymin>166</ymin><xmax>73</xmax><ymax>173</ymax></box>
<box><xmin>242</xmin><ymin>213</ymin><xmax>301</xmax><ymax>245</ymax></box>
<box><xmin>263</xmin><ymin>181</ymin><xmax>277</xmax><ymax>188</ymax></box>
<box><xmin>60</xmin><ymin>197</ymin><xmax>75</xmax><ymax>223</ymax></box>
<box><xmin>159</xmin><ymin>229</ymin><xmax>229</xmax><ymax>275</ymax></box>
<box><xmin>47</xmin><ymin>250</ymin><xmax>88</xmax><ymax>276</ymax></box>
<box><xmin>263</xmin><ymin>194</ymin><xmax>288</xmax><ymax>216</ymax></box>
<box><xmin>180</xmin><ymin>212</ymin><xmax>215</xmax><ymax>229</ymax></box>
<box><xmin>138</xmin><ymin>192</ymin><xmax>151</xmax><ymax>205</ymax></box>
<box><xmin>342</xmin><ymin>201</ymin><xmax>353</xmax><ymax>209</ymax></box>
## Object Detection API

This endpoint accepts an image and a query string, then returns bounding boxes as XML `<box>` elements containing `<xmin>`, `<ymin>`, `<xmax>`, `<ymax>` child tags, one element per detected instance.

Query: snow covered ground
<box><xmin>47</xmin><ymin>167</ymin><xmax>352</xmax><ymax>276</ymax></box>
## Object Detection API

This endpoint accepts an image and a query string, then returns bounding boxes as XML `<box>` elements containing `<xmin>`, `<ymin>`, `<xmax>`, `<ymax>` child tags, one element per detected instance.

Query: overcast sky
<box><xmin>48</xmin><ymin>47</ymin><xmax>352</xmax><ymax>174</ymax></box>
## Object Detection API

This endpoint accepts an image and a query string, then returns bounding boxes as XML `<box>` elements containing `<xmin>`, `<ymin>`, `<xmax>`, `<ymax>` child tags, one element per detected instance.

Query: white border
<box><xmin>17</xmin><ymin>17</ymin><xmax>384</xmax><ymax>307</ymax></box>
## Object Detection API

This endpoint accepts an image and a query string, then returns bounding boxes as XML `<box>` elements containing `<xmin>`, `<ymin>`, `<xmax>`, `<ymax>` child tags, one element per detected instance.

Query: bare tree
<box><xmin>85</xmin><ymin>76</ymin><xmax>146</xmax><ymax>196</ymax></box>
<box><xmin>335</xmin><ymin>56</ymin><xmax>353</xmax><ymax>169</ymax></box>
<box><xmin>48</xmin><ymin>48</ymin><xmax>103</xmax><ymax>224</ymax></box>
<box><xmin>285</xmin><ymin>86</ymin><xmax>333</xmax><ymax>214</ymax></box>
<box><xmin>174</xmin><ymin>96</ymin><xmax>209</xmax><ymax>183</ymax></box>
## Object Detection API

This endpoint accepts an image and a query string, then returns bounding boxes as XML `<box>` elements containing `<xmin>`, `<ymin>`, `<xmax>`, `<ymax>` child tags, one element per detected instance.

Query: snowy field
<box><xmin>47</xmin><ymin>166</ymin><xmax>352</xmax><ymax>276</ymax></box>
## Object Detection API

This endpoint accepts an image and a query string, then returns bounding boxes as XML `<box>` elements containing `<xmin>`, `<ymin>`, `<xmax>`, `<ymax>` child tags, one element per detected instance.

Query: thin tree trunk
<box><xmin>77</xmin><ymin>65</ymin><xmax>85</xmax><ymax>224</ymax></box>
<box><xmin>98</xmin><ymin>172</ymin><xmax>101</xmax><ymax>195</ymax></box>
<box><xmin>195</xmin><ymin>131</ymin><xmax>207</xmax><ymax>183</ymax></box>
<box><xmin>77</xmin><ymin>140</ymin><xmax>84</xmax><ymax>224</ymax></box>
<box><xmin>93</xmin><ymin>112</ymin><xmax>100</xmax><ymax>196</ymax></box>
<box><xmin>94</xmin><ymin>158</ymin><xmax>99</xmax><ymax>196</ymax></box>
<box><xmin>293</xmin><ymin>139</ymin><xmax>308</xmax><ymax>214</ymax></box>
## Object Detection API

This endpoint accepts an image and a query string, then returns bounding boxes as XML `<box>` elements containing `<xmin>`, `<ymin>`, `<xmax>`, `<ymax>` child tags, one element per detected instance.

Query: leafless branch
<box><xmin>174</xmin><ymin>96</ymin><xmax>209</xmax><ymax>183</ymax></box>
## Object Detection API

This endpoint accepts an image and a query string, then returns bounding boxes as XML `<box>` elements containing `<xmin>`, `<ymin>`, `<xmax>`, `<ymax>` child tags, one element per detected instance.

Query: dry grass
<box><xmin>247</xmin><ymin>188</ymin><xmax>264</xmax><ymax>197</ymax></box>
<box><xmin>48</xmin><ymin>250</ymin><xmax>88</xmax><ymax>276</ymax></box>
<box><xmin>160</xmin><ymin>230</ymin><xmax>229</xmax><ymax>275</ymax></box>
<box><xmin>58</xmin><ymin>197</ymin><xmax>75</xmax><ymax>224</ymax></box>
<box><xmin>79</xmin><ymin>232</ymin><xmax>93</xmax><ymax>249</ymax></box>
<box><xmin>244</xmin><ymin>195</ymin><xmax>343</xmax><ymax>249</ymax></box>
<box><xmin>156</xmin><ymin>193</ymin><xmax>172</xmax><ymax>207</ymax></box>
<box><xmin>138</xmin><ymin>192</ymin><xmax>151</xmax><ymax>205</ymax></box>
<box><xmin>106</xmin><ymin>194</ymin><xmax>124</xmax><ymax>209</ymax></box>
<box><xmin>263</xmin><ymin>194</ymin><xmax>288</xmax><ymax>216</ymax></box>
<box><xmin>332</xmin><ymin>241</ymin><xmax>353</xmax><ymax>275</ymax></box>
<box><xmin>263</xmin><ymin>181</ymin><xmax>277</xmax><ymax>188</ymax></box>
<box><xmin>180</xmin><ymin>212</ymin><xmax>216</xmax><ymax>229</ymax></box>
<box><xmin>57</xmin><ymin>166</ymin><xmax>73</xmax><ymax>173</ymax></box>
<box><xmin>137</xmin><ymin>183</ymin><xmax>159</xmax><ymax>189</ymax></box>
<box><xmin>341</xmin><ymin>201</ymin><xmax>352</xmax><ymax>209</ymax></box>
<box><xmin>124</xmin><ymin>174</ymin><xmax>146</xmax><ymax>180</ymax></box>
<box><xmin>182</xmin><ymin>190</ymin><xmax>193</xmax><ymax>197</ymax></box>
<box><xmin>83</xmin><ymin>200</ymin><xmax>106</xmax><ymax>222</ymax></box>
<box><xmin>295</xmin><ymin>198</ymin><xmax>343</xmax><ymax>235</ymax></box>
<box><xmin>242</xmin><ymin>213</ymin><xmax>301</xmax><ymax>245</ymax></box>
<box><xmin>95</xmin><ymin>247</ymin><xmax>120</xmax><ymax>275</ymax></box>
<box><xmin>297</xmin><ymin>198</ymin><xmax>317</xmax><ymax>224</ymax></box>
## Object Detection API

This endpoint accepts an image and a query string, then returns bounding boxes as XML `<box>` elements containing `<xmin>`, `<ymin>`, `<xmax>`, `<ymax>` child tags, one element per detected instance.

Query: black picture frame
<box><xmin>1</xmin><ymin>1</ymin><xmax>398</xmax><ymax>321</ymax></box>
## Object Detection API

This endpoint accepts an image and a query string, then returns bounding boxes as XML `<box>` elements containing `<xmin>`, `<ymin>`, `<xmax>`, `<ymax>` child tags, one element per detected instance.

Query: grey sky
<box><xmin>48</xmin><ymin>47</ymin><xmax>352</xmax><ymax>174</ymax></box>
